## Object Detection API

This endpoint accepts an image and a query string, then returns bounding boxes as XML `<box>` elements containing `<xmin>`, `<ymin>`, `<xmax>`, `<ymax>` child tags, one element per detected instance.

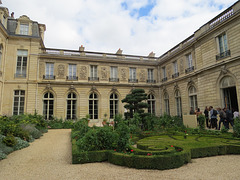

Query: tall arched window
<box><xmin>67</xmin><ymin>92</ymin><xmax>77</xmax><ymax>119</ymax></box>
<box><xmin>189</xmin><ymin>86</ymin><xmax>198</xmax><ymax>111</ymax></box>
<box><xmin>148</xmin><ymin>94</ymin><xmax>155</xmax><ymax>114</ymax></box>
<box><xmin>89</xmin><ymin>93</ymin><xmax>98</xmax><ymax>120</ymax></box>
<box><xmin>110</xmin><ymin>93</ymin><xmax>118</xmax><ymax>119</ymax></box>
<box><xmin>164</xmin><ymin>92</ymin><xmax>170</xmax><ymax>115</ymax></box>
<box><xmin>175</xmin><ymin>90</ymin><xmax>182</xmax><ymax>117</ymax></box>
<box><xmin>43</xmin><ymin>92</ymin><xmax>54</xmax><ymax>120</ymax></box>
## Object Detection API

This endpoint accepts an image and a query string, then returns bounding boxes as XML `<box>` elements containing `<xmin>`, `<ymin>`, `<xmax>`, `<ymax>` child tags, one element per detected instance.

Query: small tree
<box><xmin>122</xmin><ymin>89</ymin><xmax>149</xmax><ymax>119</ymax></box>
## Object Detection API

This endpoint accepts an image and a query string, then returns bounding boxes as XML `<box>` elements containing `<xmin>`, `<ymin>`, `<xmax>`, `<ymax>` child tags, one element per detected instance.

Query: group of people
<box><xmin>190</xmin><ymin>106</ymin><xmax>239</xmax><ymax>130</ymax></box>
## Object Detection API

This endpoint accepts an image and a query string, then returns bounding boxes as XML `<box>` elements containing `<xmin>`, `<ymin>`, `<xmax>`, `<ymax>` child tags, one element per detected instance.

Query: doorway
<box><xmin>222</xmin><ymin>86</ymin><xmax>238</xmax><ymax>111</ymax></box>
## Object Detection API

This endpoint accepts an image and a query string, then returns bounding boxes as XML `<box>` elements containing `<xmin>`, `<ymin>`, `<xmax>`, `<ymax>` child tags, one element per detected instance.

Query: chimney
<box><xmin>11</xmin><ymin>12</ymin><xmax>14</xmax><ymax>18</ymax></box>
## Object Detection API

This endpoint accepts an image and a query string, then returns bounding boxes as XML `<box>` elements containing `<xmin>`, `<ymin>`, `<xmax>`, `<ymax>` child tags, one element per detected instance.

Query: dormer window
<box><xmin>20</xmin><ymin>24</ymin><xmax>29</xmax><ymax>35</ymax></box>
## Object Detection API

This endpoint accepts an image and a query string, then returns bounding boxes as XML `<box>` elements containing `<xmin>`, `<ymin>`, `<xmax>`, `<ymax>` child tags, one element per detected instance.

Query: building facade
<box><xmin>0</xmin><ymin>2</ymin><xmax>240</xmax><ymax>125</ymax></box>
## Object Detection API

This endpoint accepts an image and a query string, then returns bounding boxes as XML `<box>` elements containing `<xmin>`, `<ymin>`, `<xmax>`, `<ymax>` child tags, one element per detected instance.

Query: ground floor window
<box><xmin>148</xmin><ymin>94</ymin><xmax>155</xmax><ymax>114</ymax></box>
<box><xmin>67</xmin><ymin>92</ymin><xmax>77</xmax><ymax>119</ymax></box>
<box><xmin>175</xmin><ymin>90</ymin><xmax>182</xmax><ymax>116</ymax></box>
<box><xmin>43</xmin><ymin>92</ymin><xmax>54</xmax><ymax>120</ymax></box>
<box><xmin>13</xmin><ymin>90</ymin><xmax>25</xmax><ymax>115</ymax></box>
<box><xmin>189</xmin><ymin>86</ymin><xmax>197</xmax><ymax>111</ymax></box>
<box><xmin>164</xmin><ymin>92</ymin><xmax>170</xmax><ymax>115</ymax></box>
<box><xmin>110</xmin><ymin>93</ymin><xmax>118</xmax><ymax>119</ymax></box>
<box><xmin>89</xmin><ymin>93</ymin><xmax>98</xmax><ymax>119</ymax></box>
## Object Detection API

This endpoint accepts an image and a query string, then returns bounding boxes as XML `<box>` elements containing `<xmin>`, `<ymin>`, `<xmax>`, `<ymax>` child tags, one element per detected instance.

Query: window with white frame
<box><xmin>13</xmin><ymin>90</ymin><xmax>25</xmax><ymax>115</ymax></box>
<box><xmin>186</xmin><ymin>53</ymin><xmax>193</xmax><ymax>68</ymax></box>
<box><xmin>110</xmin><ymin>93</ymin><xmax>118</xmax><ymax>119</ymax></box>
<box><xmin>129</xmin><ymin>67</ymin><xmax>136</xmax><ymax>80</ymax></box>
<box><xmin>148</xmin><ymin>69</ymin><xmax>154</xmax><ymax>82</ymax></box>
<box><xmin>173</xmin><ymin>61</ymin><xmax>178</xmax><ymax>74</ymax></box>
<box><xmin>164</xmin><ymin>92</ymin><xmax>170</xmax><ymax>115</ymax></box>
<box><xmin>90</xmin><ymin>65</ymin><xmax>98</xmax><ymax>80</ymax></box>
<box><xmin>67</xmin><ymin>92</ymin><xmax>77</xmax><ymax>119</ymax></box>
<box><xmin>189</xmin><ymin>86</ymin><xmax>198</xmax><ymax>111</ymax></box>
<box><xmin>68</xmin><ymin>64</ymin><xmax>77</xmax><ymax>80</ymax></box>
<box><xmin>43</xmin><ymin>92</ymin><xmax>54</xmax><ymax>120</ymax></box>
<box><xmin>148</xmin><ymin>94</ymin><xmax>155</xmax><ymax>114</ymax></box>
<box><xmin>45</xmin><ymin>63</ymin><xmax>54</xmax><ymax>79</ymax></box>
<box><xmin>218</xmin><ymin>33</ymin><xmax>228</xmax><ymax>54</ymax></box>
<box><xmin>20</xmin><ymin>24</ymin><xmax>29</xmax><ymax>35</ymax></box>
<box><xmin>89</xmin><ymin>93</ymin><xmax>98</xmax><ymax>119</ymax></box>
<box><xmin>110</xmin><ymin>66</ymin><xmax>118</xmax><ymax>81</ymax></box>
<box><xmin>175</xmin><ymin>90</ymin><xmax>182</xmax><ymax>117</ymax></box>
<box><xmin>16</xmin><ymin>50</ymin><xmax>28</xmax><ymax>77</ymax></box>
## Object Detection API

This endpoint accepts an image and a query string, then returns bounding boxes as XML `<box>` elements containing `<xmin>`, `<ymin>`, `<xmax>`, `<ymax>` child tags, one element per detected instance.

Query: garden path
<box><xmin>0</xmin><ymin>129</ymin><xmax>240</xmax><ymax>180</ymax></box>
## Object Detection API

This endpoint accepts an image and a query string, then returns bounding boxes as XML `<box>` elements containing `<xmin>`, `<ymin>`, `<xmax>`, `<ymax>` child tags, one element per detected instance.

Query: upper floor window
<box><xmin>185</xmin><ymin>53</ymin><xmax>194</xmax><ymax>73</ymax></box>
<box><xmin>89</xmin><ymin>65</ymin><xmax>98</xmax><ymax>81</ymax></box>
<box><xmin>13</xmin><ymin>90</ymin><xmax>25</xmax><ymax>115</ymax></box>
<box><xmin>129</xmin><ymin>67</ymin><xmax>137</xmax><ymax>83</ymax></box>
<box><xmin>20</xmin><ymin>24</ymin><xmax>29</xmax><ymax>35</ymax></box>
<box><xmin>146</xmin><ymin>69</ymin><xmax>155</xmax><ymax>84</ymax></box>
<box><xmin>172</xmin><ymin>61</ymin><xmax>179</xmax><ymax>78</ymax></box>
<box><xmin>15</xmin><ymin>50</ymin><xmax>28</xmax><ymax>78</ymax></box>
<box><xmin>44</xmin><ymin>63</ymin><xmax>55</xmax><ymax>80</ymax></box>
<box><xmin>162</xmin><ymin>67</ymin><xmax>167</xmax><ymax>82</ymax></box>
<box><xmin>68</xmin><ymin>64</ymin><xmax>77</xmax><ymax>80</ymax></box>
<box><xmin>216</xmin><ymin>33</ymin><xmax>230</xmax><ymax>60</ymax></box>
<box><xmin>110</xmin><ymin>66</ymin><xmax>118</xmax><ymax>82</ymax></box>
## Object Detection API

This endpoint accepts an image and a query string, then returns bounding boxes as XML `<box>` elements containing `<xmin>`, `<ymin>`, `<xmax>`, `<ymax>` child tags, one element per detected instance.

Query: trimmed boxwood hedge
<box><xmin>72</xmin><ymin>132</ymin><xmax>240</xmax><ymax>170</ymax></box>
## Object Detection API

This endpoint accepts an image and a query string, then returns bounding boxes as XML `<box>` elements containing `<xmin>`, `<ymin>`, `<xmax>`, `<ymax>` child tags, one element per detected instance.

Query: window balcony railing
<box><xmin>146</xmin><ymin>79</ymin><xmax>156</xmax><ymax>83</ymax></box>
<box><xmin>172</xmin><ymin>72</ymin><xmax>179</xmax><ymax>79</ymax></box>
<box><xmin>162</xmin><ymin>77</ymin><xmax>167</xmax><ymax>82</ymax></box>
<box><xmin>185</xmin><ymin>66</ymin><xmax>194</xmax><ymax>73</ymax></box>
<box><xmin>43</xmin><ymin>75</ymin><xmax>55</xmax><ymax>80</ymax></box>
<box><xmin>88</xmin><ymin>77</ymin><xmax>99</xmax><ymax>81</ymax></box>
<box><xmin>109</xmin><ymin>78</ymin><xmax>119</xmax><ymax>82</ymax></box>
<box><xmin>66</xmin><ymin>76</ymin><xmax>78</xmax><ymax>80</ymax></box>
<box><xmin>216</xmin><ymin>50</ymin><xmax>231</xmax><ymax>60</ymax></box>
<box><xmin>128</xmin><ymin>79</ymin><xmax>138</xmax><ymax>83</ymax></box>
<box><xmin>15</xmin><ymin>73</ymin><xmax>26</xmax><ymax>78</ymax></box>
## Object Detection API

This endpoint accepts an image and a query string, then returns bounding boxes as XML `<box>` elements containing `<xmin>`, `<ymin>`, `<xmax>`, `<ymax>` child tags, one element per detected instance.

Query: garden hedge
<box><xmin>72</xmin><ymin>134</ymin><xmax>240</xmax><ymax>170</ymax></box>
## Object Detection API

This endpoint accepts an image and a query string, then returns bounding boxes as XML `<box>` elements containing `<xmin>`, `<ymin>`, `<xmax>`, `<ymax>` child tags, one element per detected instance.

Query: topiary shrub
<box><xmin>198</xmin><ymin>115</ymin><xmax>205</xmax><ymax>130</ymax></box>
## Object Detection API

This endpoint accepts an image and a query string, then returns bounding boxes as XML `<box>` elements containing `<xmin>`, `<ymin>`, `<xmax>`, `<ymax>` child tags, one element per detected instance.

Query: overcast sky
<box><xmin>2</xmin><ymin>0</ymin><xmax>237</xmax><ymax>57</ymax></box>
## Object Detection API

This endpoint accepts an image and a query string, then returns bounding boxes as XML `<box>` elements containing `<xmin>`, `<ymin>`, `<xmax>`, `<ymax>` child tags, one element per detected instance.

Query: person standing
<box><xmin>218</xmin><ymin>108</ymin><xmax>226</xmax><ymax>130</ymax></box>
<box><xmin>204</xmin><ymin>106</ymin><xmax>209</xmax><ymax>128</ymax></box>
<box><xmin>210</xmin><ymin>106</ymin><xmax>218</xmax><ymax>129</ymax></box>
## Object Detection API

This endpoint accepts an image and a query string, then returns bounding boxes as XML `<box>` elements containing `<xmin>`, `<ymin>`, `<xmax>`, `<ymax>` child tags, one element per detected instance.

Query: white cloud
<box><xmin>3</xmin><ymin>0</ymin><xmax>237</xmax><ymax>56</ymax></box>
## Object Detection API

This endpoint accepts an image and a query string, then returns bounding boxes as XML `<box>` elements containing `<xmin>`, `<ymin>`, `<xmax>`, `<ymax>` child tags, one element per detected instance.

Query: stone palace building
<box><xmin>0</xmin><ymin>1</ymin><xmax>240</xmax><ymax>124</ymax></box>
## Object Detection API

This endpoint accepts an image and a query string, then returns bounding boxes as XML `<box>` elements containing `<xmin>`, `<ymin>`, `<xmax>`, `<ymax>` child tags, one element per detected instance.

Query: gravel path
<box><xmin>1</xmin><ymin>129</ymin><xmax>240</xmax><ymax>180</ymax></box>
